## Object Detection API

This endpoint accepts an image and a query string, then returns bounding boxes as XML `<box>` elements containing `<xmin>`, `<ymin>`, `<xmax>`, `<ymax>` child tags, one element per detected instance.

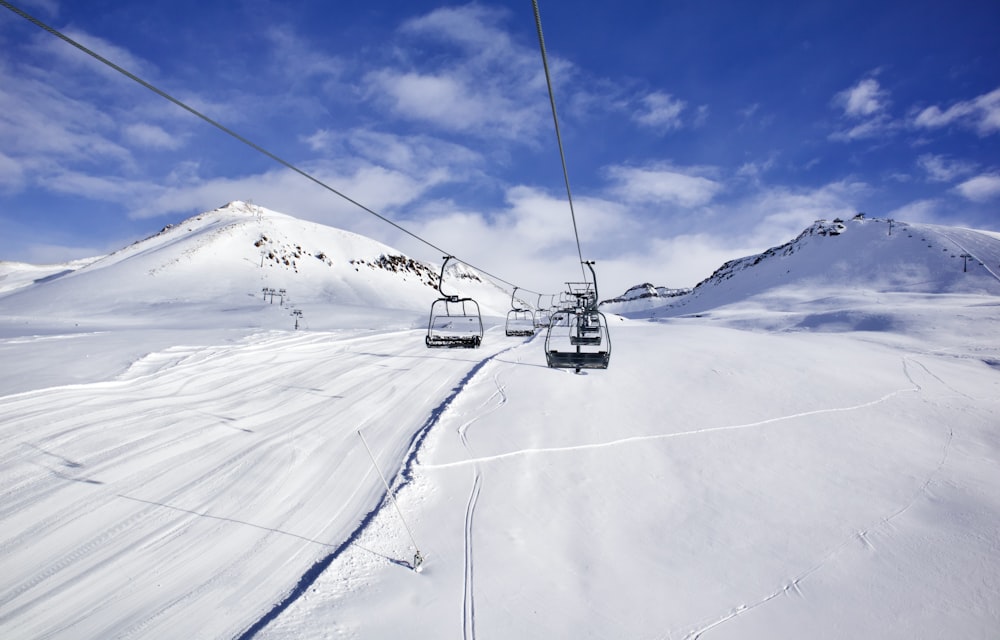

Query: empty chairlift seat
<box><xmin>426</xmin><ymin>256</ymin><xmax>484</xmax><ymax>349</ymax></box>
<box><xmin>505</xmin><ymin>286</ymin><xmax>537</xmax><ymax>337</ymax></box>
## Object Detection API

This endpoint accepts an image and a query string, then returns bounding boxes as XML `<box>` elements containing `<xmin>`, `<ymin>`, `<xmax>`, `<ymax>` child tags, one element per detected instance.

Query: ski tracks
<box><xmin>460</xmin><ymin>367</ymin><xmax>510</xmax><ymax>640</ymax></box>
<box><xmin>683</xmin><ymin>355</ymin><xmax>958</xmax><ymax>640</ymax></box>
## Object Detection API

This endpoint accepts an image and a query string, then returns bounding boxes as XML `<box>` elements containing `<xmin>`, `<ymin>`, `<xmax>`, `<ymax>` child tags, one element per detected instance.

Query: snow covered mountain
<box><xmin>598</xmin><ymin>282</ymin><xmax>692</xmax><ymax>314</ymax></box>
<box><xmin>606</xmin><ymin>215</ymin><xmax>1000</xmax><ymax>320</ymax></box>
<box><xmin>1</xmin><ymin>208</ymin><xmax>998</xmax><ymax>640</ymax></box>
<box><xmin>0</xmin><ymin>201</ymin><xmax>512</xmax><ymax>327</ymax></box>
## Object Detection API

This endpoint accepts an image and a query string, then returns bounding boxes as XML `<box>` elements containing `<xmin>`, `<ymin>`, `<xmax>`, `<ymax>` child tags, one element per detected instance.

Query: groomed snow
<box><xmin>1</xmin><ymin>210</ymin><xmax>998</xmax><ymax>639</ymax></box>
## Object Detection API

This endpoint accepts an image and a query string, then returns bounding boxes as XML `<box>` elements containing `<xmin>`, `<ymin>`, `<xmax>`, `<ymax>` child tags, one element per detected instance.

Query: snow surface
<box><xmin>1</xmin><ymin>208</ymin><xmax>998</xmax><ymax>639</ymax></box>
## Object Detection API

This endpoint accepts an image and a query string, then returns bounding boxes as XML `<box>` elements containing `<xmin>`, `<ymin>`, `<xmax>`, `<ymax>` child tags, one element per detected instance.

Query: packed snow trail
<box><xmin>238</xmin><ymin>334</ymin><xmax>528</xmax><ymax>639</ymax></box>
<box><xmin>258</xmin><ymin>320</ymin><xmax>1000</xmax><ymax>639</ymax></box>
<box><xmin>0</xmin><ymin>327</ymin><xmax>521</xmax><ymax>639</ymax></box>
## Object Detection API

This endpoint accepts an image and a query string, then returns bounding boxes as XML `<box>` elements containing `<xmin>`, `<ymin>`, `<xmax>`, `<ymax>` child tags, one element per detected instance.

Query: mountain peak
<box><xmin>1</xmin><ymin>204</ymin><xmax>513</xmax><ymax>323</ymax></box>
<box><xmin>607</xmin><ymin>216</ymin><xmax>1000</xmax><ymax>318</ymax></box>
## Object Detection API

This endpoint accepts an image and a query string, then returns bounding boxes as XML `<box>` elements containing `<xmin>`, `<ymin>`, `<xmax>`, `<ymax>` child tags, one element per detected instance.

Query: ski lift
<box><xmin>534</xmin><ymin>293</ymin><xmax>552</xmax><ymax>328</ymax></box>
<box><xmin>505</xmin><ymin>286</ymin><xmax>536</xmax><ymax>337</ymax></box>
<box><xmin>426</xmin><ymin>256</ymin><xmax>483</xmax><ymax>349</ymax></box>
<box><xmin>544</xmin><ymin>261</ymin><xmax>611</xmax><ymax>372</ymax></box>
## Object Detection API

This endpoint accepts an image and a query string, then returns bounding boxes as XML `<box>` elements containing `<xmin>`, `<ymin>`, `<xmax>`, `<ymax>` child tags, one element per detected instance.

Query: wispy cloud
<box><xmin>123</xmin><ymin>123</ymin><xmax>185</xmax><ymax>150</ymax></box>
<box><xmin>632</xmin><ymin>92</ymin><xmax>686</xmax><ymax>131</ymax></box>
<box><xmin>829</xmin><ymin>76</ymin><xmax>895</xmax><ymax>141</ymax></box>
<box><xmin>304</xmin><ymin>128</ymin><xmax>483</xmax><ymax>179</ymax></box>
<box><xmin>363</xmin><ymin>5</ymin><xmax>545</xmax><ymax>141</ymax></box>
<box><xmin>742</xmin><ymin>180</ymin><xmax>868</xmax><ymax>239</ymax></box>
<box><xmin>0</xmin><ymin>64</ymin><xmax>132</xmax><ymax>176</ymax></box>
<box><xmin>912</xmin><ymin>87</ymin><xmax>1000</xmax><ymax>136</ymax></box>
<box><xmin>917</xmin><ymin>153</ymin><xmax>976</xmax><ymax>183</ymax></box>
<box><xmin>29</xmin><ymin>27</ymin><xmax>158</xmax><ymax>82</ymax></box>
<box><xmin>885</xmin><ymin>199</ymin><xmax>942</xmax><ymax>224</ymax></box>
<box><xmin>605</xmin><ymin>163</ymin><xmax>723</xmax><ymax>207</ymax></box>
<box><xmin>954</xmin><ymin>173</ymin><xmax>1000</xmax><ymax>202</ymax></box>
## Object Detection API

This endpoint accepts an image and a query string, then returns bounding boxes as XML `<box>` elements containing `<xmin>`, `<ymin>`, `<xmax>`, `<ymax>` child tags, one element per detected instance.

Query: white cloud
<box><xmin>885</xmin><ymin>199</ymin><xmax>942</xmax><ymax>224</ymax></box>
<box><xmin>828</xmin><ymin>114</ymin><xmax>894</xmax><ymax>141</ymax></box>
<box><xmin>366</xmin><ymin>71</ymin><xmax>484</xmax><ymax>130</ymax></box>
<box><xmin>954</xmin><ymin>173</ymin><xmax>1000</xmax><ymax>202</ymax></box>
<box><xmin>31</xmin><ymin>28</ymin><xmax>157</xmax><ymax>82</ymax></box>
<box><xmin>638</xmin><ymin>233</ymin><xmax>766</xmax><ymax>289</ymax></box>
<box><xmin>362</xmin><ymin>4</ymin><xmax>544</xmax><ymax>141</ymax></box>
<box><xmin>123</xmin><ymin>123</ymin><xmax>184</xmax><ymax>150</ymax></box>
<box><xmin>917</xmin><ymin>154</ymin><xmax>976</xmax><ymax>183</ymax></box>
<box><xmin>736</xmin><ymin>156</ymin><xmax>778</xmax><ymax>182</ymax></box>
<box><xmin>364</xmin><ymin>63</ymin><xmax>541</xmax><ymax>142</ymax></box>
<box><xmin>605</xmin><ymin>164</ymin><xmax>723</xmax><ymax>207</ymax></box>
<box><xmin>739</xmin><ymin>180</ymin><xmax>870</xmax><ymax>245</ymax></box>
<box><xmin>306</xmin><ymin>128</ymin><xmax>483</xmax><ymax>178</ymax></box>
<box><xmin>11</xmin><ymin>241</ymin><xmax>105</xmax><ymax>265</ymax></box>
<box><xmin>263</xmin><ymin>25</ymin><xmax>344</xmax><ymax>82</ymax></box>
<box><xmin>834</xmin><ymin>78</ymin><xmax>889</xmax><ymax>118</ymax></box>
<box><xmin>0</xmin><ymin>70</ymin><xmax>129</xmax><ymax>165</ymax></box>
<box><xmin>400</xmin><ymin>4</ymin><xmax>511</xmax><ymax>55</ymax></box>
<box><xmin>913</xmin><ymin>87</ymin><xmax>1000</xmax><ymax>136</ymax></box>
<box><xmin>633</xmin><ymin>92</ymin><xmax>685</xmax><ymax>130</ymax></box>
<box><xmin>829</xmin><ymin>77</ymin><xmax>896</xmax><ymax>141</ymax></box>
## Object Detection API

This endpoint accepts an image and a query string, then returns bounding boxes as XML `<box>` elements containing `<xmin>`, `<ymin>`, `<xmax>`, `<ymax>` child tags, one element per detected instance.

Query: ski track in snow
<box><xmin>459</xmin><ymin>364</ymin><xmax>512</xmax><ymax>640</ymax></box>
<box><xmin>681</xmin><ymin>356</ymin><xmax>959</xmax><ymax>640</ymax></box>
<box><xmin>237</xmin><ymin>332</ymin><xmax>528</xmax><ymax>639</ymax></box>
<box><xmin>420</xmin><ymin>381</ymin><xmax>920</xmax><ymax>472</ymax></box>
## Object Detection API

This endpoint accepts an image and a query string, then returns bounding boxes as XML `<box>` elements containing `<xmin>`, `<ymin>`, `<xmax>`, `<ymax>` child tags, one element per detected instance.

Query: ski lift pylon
<box><xmin>426</xmin><ymin>256</ymin><xmax>483</xmax><ymax>348</ymax></box>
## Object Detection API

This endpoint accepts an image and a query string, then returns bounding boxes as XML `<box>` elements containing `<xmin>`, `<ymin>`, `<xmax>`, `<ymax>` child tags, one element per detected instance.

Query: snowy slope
<box><xmin>0</xmin><ymin>210</ymin><xmax>998</xmax><ymax>640</ymax></box>
<box><xmin>609</xmin><ymin>216</ymin><xmax>1000</xmax><ymax>320</ymax></box>
<box><xmin>599</xmin><ymin>282</ymin><xmax>692</xmax><ymax>314</ymax></box>
<box><xmin>0</xmin><ymin>201</ymin><xmax>513</xmax><ymax>322</ymax></box>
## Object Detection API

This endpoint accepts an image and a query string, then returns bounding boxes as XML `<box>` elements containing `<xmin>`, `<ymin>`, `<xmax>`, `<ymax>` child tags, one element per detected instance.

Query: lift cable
<box><xmin>1</xmin><ymin>0</ymin><xmax>554</xmax><ymax>299</ymax></box>
<box><xmin>531</xmin><ymin>0</ymin><xmax>588</xmax><ymax>283</ymax></box>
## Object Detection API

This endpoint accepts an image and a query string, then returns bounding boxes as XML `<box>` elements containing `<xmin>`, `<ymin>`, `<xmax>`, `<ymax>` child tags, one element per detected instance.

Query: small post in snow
<box><xmin>357</xmin><ymin>429</ymin><xmax>425</xmax><ymax>573</ymax></box>
<box><xmin>887</xmin><ymin>218</ymin><xmax>894</xmax><ymax>236</ymax></box>
<box><xmin>960</xmin><ymin>253</ymin><xmax>972</xmax><ymax>272</ymax></box>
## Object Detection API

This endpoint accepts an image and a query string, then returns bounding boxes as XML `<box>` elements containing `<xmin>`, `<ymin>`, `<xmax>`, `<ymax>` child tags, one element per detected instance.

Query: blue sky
<box><xmin>1</xmin><ymin>0</ymin><xmax>998</xmax><ymax>294</ymax></box>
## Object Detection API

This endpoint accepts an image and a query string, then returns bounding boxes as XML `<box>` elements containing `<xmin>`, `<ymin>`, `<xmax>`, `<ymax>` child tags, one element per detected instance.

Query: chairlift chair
<box><xmin>426</xmin><ymin>256</ymin><xmax>484</xmax><ymax>349</ymax></box>
<box><xmin>505</xmin><ymin>286</ymin><xmax>536</xmax><ymax>337</ymax></box>
<box><xmin>544</xmin><ymin>261</ymin><xmax>610</xmax><ymax>372</ymax></box>
<box><xmin>570</xmin><ymin>310</ymin><xmax>604</xmax><ymax>345</ymax></box>
<box><xmin>534</xmin><ymin>293</ymin><xmax>552</xmax><ymax>328</ymax></box>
